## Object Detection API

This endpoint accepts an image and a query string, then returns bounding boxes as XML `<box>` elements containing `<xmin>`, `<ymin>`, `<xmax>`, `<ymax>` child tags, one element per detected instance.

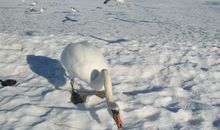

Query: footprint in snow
<box><xmin>188</xmin><ymin>118</ymin><xmax>204</xmax><ymax>126</ymax></box>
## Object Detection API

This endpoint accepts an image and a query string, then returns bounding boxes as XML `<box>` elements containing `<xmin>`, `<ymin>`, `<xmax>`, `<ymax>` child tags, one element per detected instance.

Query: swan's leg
<box><xmin>95</xmin><ymin>90</ymin><xmax>105</xmax><ymax>99</ymax></box>
<box><xmin>70</xmin><ymin>79</ymin><xmax>75</xmax><ymax>92</ymax></box>
<box><xmin>70</xmin><ymin>79</ymin><xmax>87</xmax><ymax>104</ymax></box>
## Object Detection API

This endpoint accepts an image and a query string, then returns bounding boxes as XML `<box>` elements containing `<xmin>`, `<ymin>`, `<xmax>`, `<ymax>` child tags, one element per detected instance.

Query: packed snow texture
<box><xmin>0</xmin><ymin>0</ymin><xmax>220</xmax><ymax>130</ymax></box>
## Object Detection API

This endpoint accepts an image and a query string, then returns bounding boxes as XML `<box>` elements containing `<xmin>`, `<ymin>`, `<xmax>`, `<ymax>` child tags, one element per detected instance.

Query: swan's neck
<box><xmin>102</xmin><ymin>69</ymin><xmax>113</xmax><ymax>102</ymax></box>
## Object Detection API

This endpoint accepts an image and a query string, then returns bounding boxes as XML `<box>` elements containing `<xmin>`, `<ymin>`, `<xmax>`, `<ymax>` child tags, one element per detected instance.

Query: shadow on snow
<box><xmin>27</xmin><ymin>55</ymin><xmax>67</xmax><ymax>88</ymax></box>
<box><xmin>123</xmin><ymin>86</ymin><xmax>164</xmax><ymax>96</ymax></box>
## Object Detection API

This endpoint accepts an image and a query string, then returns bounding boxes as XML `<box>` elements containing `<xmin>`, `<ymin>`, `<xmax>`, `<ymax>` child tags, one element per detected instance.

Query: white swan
<box><xmin>61</xmin><ymin>41</ymin><xmax>123</xmax><ymax>129</ymax></box>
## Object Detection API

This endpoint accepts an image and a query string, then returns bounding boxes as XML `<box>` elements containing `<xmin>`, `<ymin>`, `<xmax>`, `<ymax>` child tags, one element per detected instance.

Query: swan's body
<box><xmin>61</xmin><ymin>41</ymin><xmax>123</xmax><ymax>129</ymax></box>
<box><xmin>61</xmin><ymin>42</ymin><xmax>108</xmax><ymax>90</ymax></box>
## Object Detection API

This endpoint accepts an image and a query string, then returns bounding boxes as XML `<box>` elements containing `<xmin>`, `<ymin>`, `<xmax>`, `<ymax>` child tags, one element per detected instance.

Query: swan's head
<box><xmin>108</xmin><ymin>102</ymin><xmax>123</xmax><ymax>129</ymax></box>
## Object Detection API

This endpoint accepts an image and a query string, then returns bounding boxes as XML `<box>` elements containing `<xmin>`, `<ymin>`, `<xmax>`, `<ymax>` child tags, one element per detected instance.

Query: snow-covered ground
<box><xmin>0</xmin><ymin>0</ymin><xmax>220</xmax><ymax>129</ymax></box>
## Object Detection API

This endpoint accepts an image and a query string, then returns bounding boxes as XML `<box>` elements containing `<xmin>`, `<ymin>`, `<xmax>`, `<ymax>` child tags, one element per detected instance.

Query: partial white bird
<box><xmin>60</xmin><ymin>41</ymin><xmax>123</xmax><ymax>129</ymax></box>
<box><xmin>104</xmin><ymin>0</ymin><xmax>124</xmax><ymax>4</ymax></box>
<box><xmin>116</xmin><ymin>0</ymin><xmax>124</xmax><ymax>4</ymax></box>
<box><xmin>40</xmin><ymin>7</ymin><xmax>46</xmax><ymax>13</ymax></box>
<box><xmin>31</xmin><ymin>1</ymin><xmax>38</xmax><ymax>6</ymax></box>
<box><xmin>70</xmin><ymin>7</ymin><xmax>79</xmax><ymax>13</ymax></box>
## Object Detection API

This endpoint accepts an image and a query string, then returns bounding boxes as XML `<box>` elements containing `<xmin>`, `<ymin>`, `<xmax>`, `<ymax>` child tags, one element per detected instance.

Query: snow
<box><xmin>0</xmin><ymin>0</ymin><xmax>220</xmax><ymax>130</ymax></box>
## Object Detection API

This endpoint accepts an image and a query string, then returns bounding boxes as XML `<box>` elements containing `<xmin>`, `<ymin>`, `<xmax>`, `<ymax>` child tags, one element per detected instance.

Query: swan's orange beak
<box><xmin>113</xmin><ymin>113</ymin><xmax>123</xmax><ymax>129</ymax></box>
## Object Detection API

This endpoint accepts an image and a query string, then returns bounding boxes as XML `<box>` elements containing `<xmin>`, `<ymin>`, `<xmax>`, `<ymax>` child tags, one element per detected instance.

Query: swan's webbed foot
<box><xmin>70</xmin><ymin>79</ymin><xmax>87</xmax><ymax>104</ymax></box>
<box><xmin>71</xmin><ymin>91</ymin><xmax>87</xmax><ymax>104</ymax></box>
<box><xmin>95</xmin><ymin>90</ymin><xmax>105</xmax><ymax>99</ymax></box>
